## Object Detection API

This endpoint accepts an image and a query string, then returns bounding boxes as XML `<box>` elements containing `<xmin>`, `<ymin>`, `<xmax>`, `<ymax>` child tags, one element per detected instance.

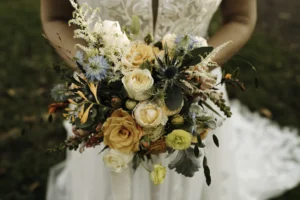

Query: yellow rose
<box><xmin>122</xmin><ymin>69</ymin><xmax>154</xmax><ymax>101</ymax></box>
<box><xmin>134</xmin><ymin>102</ymin><xmax>168</xmax><ymax>128</ymax></box>
<box><xmin>150</xmin><ymin>164</ymin><xmax>167</xmax><ymax>185</ymax></box>
<box><xmin>102</xmin><ymin>109</ymin><xmax>143</xmax><ymax>153</ymax></box>
<box><xmin>122</xmin><ymin>43</ymin><xmax>159</xmax><ymax>70</ymax></box>
<box><xmin>171</xmin><ymin>114</ymin><xmax>185</xmax><ymax>125</ymax></box>
<box><xmin>166</xmin><ymin>129</ymin><xmax>192</xmax><ymax>150</ymax></box>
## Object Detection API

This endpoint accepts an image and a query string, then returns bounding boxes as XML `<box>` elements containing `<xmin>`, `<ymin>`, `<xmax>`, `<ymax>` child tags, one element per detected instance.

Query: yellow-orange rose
<box><xmin>122</xmin><ymin>43</ymin><xmax>159</xmax><ymax>70</ymax></box>
<box><xmin>103</xmin><ymin>109</ymin><xmax>143</xmax><ymax>153</ymax></box>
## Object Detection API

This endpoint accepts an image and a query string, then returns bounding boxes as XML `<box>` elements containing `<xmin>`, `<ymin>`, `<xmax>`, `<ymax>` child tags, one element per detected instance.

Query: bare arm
<box><xmin>208</xmin><ymin>0</ymin><xmax>257</xmax><ymax>66</ymax></box>
<box><xmin>41</xmin><ymin>0</ymin><xmax>84</xmax><ymax>69</ymax></box>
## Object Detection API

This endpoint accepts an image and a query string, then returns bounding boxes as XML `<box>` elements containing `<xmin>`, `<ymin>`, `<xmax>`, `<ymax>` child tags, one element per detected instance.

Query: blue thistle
<box><xmin>51</xmin><ymin>84</ymin><xmax>69</xmax><ymax>102</ymax></box>
<box><xmin>175</xmin><ymin>34</ymin><xmax>198</xmax><ymax>50</ymax></box>
<box><xmin>84</xmin><ymin>56</ymin><xmax>109</xmax><ymax>82</ymax></box>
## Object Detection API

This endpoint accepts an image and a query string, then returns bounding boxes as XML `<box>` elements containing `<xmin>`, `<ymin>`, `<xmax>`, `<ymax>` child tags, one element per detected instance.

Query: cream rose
<box><xmin>162</xmin><ymin>33</ymin><xmax>177</xmax><ymax>50</ymax></box>
<box><xmin>193</xmin><ymin>36</ymin><xmax>208</xmax><ymax>48</ymax></box>
<box><xmin>103</xmin><ymin>149</ymin><xmax>134</xmax><ymax>173</ymax></box>
<box><xmin>150</xmin><ymin>164</ymin><xmax>167</xmax><ymax>185</ymax></box>
<box><xmin>122</xmin><ymin>43</ymin><xmax>159</xmax><ymax>70</ymax></box>
<box><xmin>102</xmin><ymin>109</ymin><xmax>143</xmax><ymax>153</ymax></box>
<box><xmin>122</xmin><ymin>69</ymin><xmax>154</xmax><ymax>101</ymax></box>
<box><xmin>134</xmin><ymin>102</ymin><xmax>168</xmax><ymax>128</ymax></box>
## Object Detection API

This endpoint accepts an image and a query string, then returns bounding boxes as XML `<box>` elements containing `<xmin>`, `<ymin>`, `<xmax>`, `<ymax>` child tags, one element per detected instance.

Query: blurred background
<box><xmin>0</xmin><ymin>0</ymin><xmax>299</xmax><ymax>199</ymax></box>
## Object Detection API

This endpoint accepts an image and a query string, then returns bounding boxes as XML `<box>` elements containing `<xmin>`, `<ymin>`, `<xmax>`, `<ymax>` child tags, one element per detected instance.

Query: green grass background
<box><xmin>0</xmin><ymin>0</ymin><xmax>299</xmax><ymax>199</ymax></box>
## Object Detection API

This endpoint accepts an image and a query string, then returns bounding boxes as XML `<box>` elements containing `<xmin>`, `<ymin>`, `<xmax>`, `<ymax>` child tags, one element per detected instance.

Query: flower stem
<box><xmin>140</xmin><ymin>161</ymin><xmax>151</xmax><ymax>173</ymax></box>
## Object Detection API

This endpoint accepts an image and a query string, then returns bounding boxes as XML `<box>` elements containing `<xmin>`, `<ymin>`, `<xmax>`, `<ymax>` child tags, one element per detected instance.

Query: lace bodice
<box><xmin>76</xmin><ymin>0</ymin><xmax>222</xmax><ymax>40</ymax></box>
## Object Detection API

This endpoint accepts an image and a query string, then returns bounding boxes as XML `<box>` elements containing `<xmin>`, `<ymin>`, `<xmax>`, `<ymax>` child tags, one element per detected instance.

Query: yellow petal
<box><xmin>88</xmin><ymin>83</ymin><xmax>99</xmax><ymax>103</ymax></box>
<box><xmin>76</xmin><ymin>91</ymin><xmax>89</xmax><ymax>101</ymax></box>
<box><xmin>68</xmin><ymin>99</ymin><xmax>77</xmax><ymax>105</ymax></box>
<box><xmin>81</xmin><ymin>104</ymin><xmax>93</xmax><ymax>124</ymax></box>
<box><xmin>78</xmin><ymin>104</ymin><xmax>85</xmax><ymax>119</ymax></box>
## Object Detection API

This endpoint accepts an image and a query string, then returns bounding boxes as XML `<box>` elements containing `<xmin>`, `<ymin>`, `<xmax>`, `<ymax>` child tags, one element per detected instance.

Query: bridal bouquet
<box><xmin>47</xmin><ymin>0</ymin><xmax>254</xmax><ymax>186</ymax></box>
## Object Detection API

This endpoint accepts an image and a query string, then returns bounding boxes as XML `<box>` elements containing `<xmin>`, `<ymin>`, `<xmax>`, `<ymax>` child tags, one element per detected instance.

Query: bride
<box><xmin>42</xmin><ymin>0</ymin><xmax>300</xmax><ymax>200</ymax></box>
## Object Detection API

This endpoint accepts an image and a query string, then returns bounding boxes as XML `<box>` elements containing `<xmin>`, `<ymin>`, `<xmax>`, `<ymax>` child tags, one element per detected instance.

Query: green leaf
<box><xmin>132</xmin><ymin>154</ymin><xmax>140</xmax><ymax>171</ymax></box>
<box><xmin>48</xmin><ymin>114</ymin><xmax>53</xmax><ymax>123</ymax></box>
<box><xmin>169</xmin><ymin>148</ymin><xmax>200</xmax><ymax>177</ymax></box>
<box><xmin>194</xmin><ymin>146</ymin><xmax>201</xmax><ymax>158</ymax></box>
<box><xmin>165</xmin><ymin>85</ymin><xmax>183</xmax><ymax>111</ymax></box>
<box><xmin>181</xmin><ymin>55</ymin><xmax>201</xmax><ymax>68</ymax></box>
<box><xmin>153</xmin><ymin>41</ymin><xmax>163</xmax><ymax>50</ymax></box>
<box><xmin>213</xmin><ymin>134</ymin><xmax>219</xmax><ymax>147</ymax></box>
<box><xmin>130</xmin><ymin>15</ymin><xmax>140</xmax><ymax>35</ymax></box>
<box><xmin>232</xmin><ymin>67</ymin><xmax>240</xmax><ymax>79</ymax></box>
<box><xmin>196</xmin><ymin>134</ymin><xmax>205</xmax><ymax>148</ymax></box>
<box><xmin>139</xmin><ymin>61</ymin><xmax>152</xmax><ymax>71</ymax></box>
<box><xmin>190</xmin><ymin>46</ymin><xmax>214</xmax><ymax>58</ymax></box>
<box><xmin>76</xmin><ymin>61</ymin><xmax>86</xmax><ymax>73</ymax></box>
<box><xmin>75</xmin><ymin>117</ymin><xmax>94</xmax><ymax>129</ymax></box>
<box><xmin>203</xmin><ymin>156</ymin><xmax>211</xmax><ymax>186</ymax></box>
<box><xmin>204</xmin><ymin>166</ymin><xmax>211</xmax><ymax>186</ymax></box>
<box><xmin>99</xmin><ymin>145</ymin><xmax>109</xmax><ymax>154</ymax></box>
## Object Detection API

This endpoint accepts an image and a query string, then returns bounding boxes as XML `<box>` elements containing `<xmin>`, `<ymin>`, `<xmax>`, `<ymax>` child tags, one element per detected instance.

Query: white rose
<box><xmin>103</xmin><ymin>149</ymin><xmax>134</xmax><ymax>173</ymax></box>
<box><xmin>162</xmin><ymin>33</ymin><xmax>177</xmax><ymax>50</ymax></box>
<box><xmin>122</xmin><ymin>69</ymin><xmax>154</xmax><ymax>101</ymax></box>
<box><xmin>95</xmin><ymin>20</ymin><xmax>130</xmax><ymax>50</ymax></box>
<box><xmin>193</xmin><ymin>36</ymin><xmax>208</xmax><ymax>48</ymax></box>
<box><xmin>134</xmin><ymin>102</ymin><xmax>168</xmax><ymax>128</ymax></box>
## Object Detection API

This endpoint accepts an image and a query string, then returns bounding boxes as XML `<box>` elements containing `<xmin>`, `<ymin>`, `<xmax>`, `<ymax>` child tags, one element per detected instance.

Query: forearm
<box><xmin>207</xmin><ymin>20</ymin><xmax>255</xmax><ymax>66</ymax></box>
<box><xmin>42</xmin><ymin>20</ymin><xmax>83</xmax><ymax>69</ymax></box>
<box><xmin>41</xmin><ymin>0</ymin><xmax>84</xmax><ymax>69</ymax></box>
<box><xmin>207</xmin><ymin>0</ymin><xmax>257</xmax><ymax>67</ymax></box>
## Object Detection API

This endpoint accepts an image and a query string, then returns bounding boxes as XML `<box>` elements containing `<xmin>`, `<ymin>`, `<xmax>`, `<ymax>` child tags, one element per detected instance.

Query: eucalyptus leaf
<box><xmin>204</xmin><ymin>165</ymin><xmax>211</xmax><ymax>186</ymax></box>
<box><xmin>213</xmin><ymin>134</ymin><xmax>219</xmax><ymax>147</ymax></box>
<box><xmin>165</xmin><ymin>85</ymin><xmax>183</xmax><ymax>111</ymax></box>
<box><xmin>169</xmin><ymin>148</ymin><xmax>200</xmax><ymax>177</ymax></box>
<box><xmin>194</xmin><ymin>146</ymin><xmax>201</xmax><ymax>158</ymax></box>
<box><xmin>132</xmin><ymin>154</ymin><xmax>140</xmax><ymax>171</ymax></box>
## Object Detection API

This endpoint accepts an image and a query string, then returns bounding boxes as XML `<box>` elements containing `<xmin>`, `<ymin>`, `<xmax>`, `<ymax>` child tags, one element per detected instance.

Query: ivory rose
<box><xmin>134</xmin><ymin>102</ymin><xmax>168</xmax><ymax>128</ymax></box>
<box><xmin>103</xmin><ymin>149</ymin><xmax>134</xmax><ymax>173</ymax></box>
<box><xmin>122</xmin><ymin>43</ymin><xmax>159</xmax><ymax>70</ymax></box>
<box><xmin>122</xmin><ymin>69</ymin><xmax>154</xmax><ymax>101</ymax></box>
<box><xmin>102</xmin><ymin>109</ymin><xmax>143</xmax><ymax>153</ymax></box>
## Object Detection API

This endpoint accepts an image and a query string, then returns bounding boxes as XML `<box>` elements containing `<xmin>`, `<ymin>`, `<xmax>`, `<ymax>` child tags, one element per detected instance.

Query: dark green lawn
<box><xmin>0</xmin><ymin>0</ymin><xmax>299</xmax><ymax>199</ymax></box>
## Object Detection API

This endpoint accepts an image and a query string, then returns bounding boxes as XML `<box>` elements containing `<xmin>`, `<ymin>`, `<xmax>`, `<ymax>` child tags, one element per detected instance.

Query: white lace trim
<box><xmin>76</xmin><ymin>0</ymin><xmax>222</xmax><ymax>39</ymax></box>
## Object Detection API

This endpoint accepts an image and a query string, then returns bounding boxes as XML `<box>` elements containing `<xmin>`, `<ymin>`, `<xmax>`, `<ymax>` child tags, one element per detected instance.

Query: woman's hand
<box><xmin>208</xmin><ymin>0</ymin><xmax>257</xmax><ymax>67</ymax></box>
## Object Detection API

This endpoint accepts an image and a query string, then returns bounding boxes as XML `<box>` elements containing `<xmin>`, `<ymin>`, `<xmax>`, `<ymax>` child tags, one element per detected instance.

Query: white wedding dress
<box><xmin>46</xmin><ymin>0</ymin><xmax>300</xmax><ymax>200</ymax></box>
